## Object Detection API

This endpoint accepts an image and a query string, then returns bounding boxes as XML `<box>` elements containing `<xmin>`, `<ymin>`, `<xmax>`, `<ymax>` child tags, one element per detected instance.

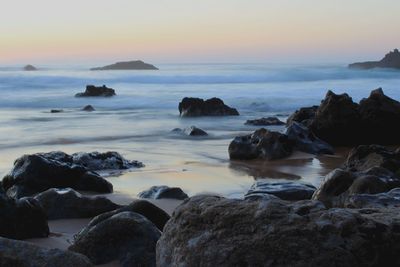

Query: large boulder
<box><xmin>75</xmin><ymin>85</ymin><xmax>116</xmax><ymax>97</ymax></box>
<box><xmin>157</xmin><ymin>195</ymin><xmax>400</xmax><ymax>267</ymax></box>
<box><xmin>34</xmin><ymin>188</ymin><xmax>121</xmax><ymax>220</ymax></box>
<box><xmin>229</xmin><ymin>128</ymin><xmax>293</xmax><ymax>160</ymax></box>
<box><xmin>349</xmin><ymin>49</ymin><xmax>400</xmax><ymax>70</ymax></box>
<box><xmin>0</xmin><ymin>237</ymin><xmax>92</xmax><ymax>267</ymax></box>
<box><xmin>69</xmin><ymin>212</ymin><xmax>160</xmax><ymax>267</ymax></box>
<box><xmin>286</xmin><ymin>105</ymin><xmax>318</xmax><ymax>127</ymax></box>
<box><xmin>0</xmin><ymin>194</ymin><xmax>49</xmax><ymax>239</ymax></box>
<box><xmin>286</xmin><ymin>122</ymin><xmax>334</xmax><ymax>155</ymax></box>
<box><xmin>2</xmin><ymin>153</ymin><xmax>113</xmax><ymax>199</ymax></box>
<box><xmin>178</xmin><ymin>97</ymin><xmax>239</xmax><ymax>117</ymax></box>
<box><xmin>244</xmin><ymin>181</ymin><xmax>316</xmax><ymax>201</ymax></box>
<box><xmin>245</xmin><ymin>117</ymin><xmax>285</xmax><ymax>126</ymax></box>
<box><xmin>138</xmin><ymin>186</ymin><xmax>188</xmax><ymax>200</ymax></box>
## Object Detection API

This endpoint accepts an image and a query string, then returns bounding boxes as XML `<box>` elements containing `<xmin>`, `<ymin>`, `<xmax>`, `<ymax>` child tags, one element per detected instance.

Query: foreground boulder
<box><xmin>245</xmin><ymin>117</ymin><xmax>285</xmax><ymax>126</ymax></box>
<box><xmin>2</xmin><ymin>153</ymin><xmax>113</xmax><ymax>198</ymax></box>
<box><xmin>34</xmin><ymin>188</ymin><xmax>121</xmax><ymax>220</ymax></box>
<box><xmin>345</xmin><ymin>188</ymin><xmax>400</xmax><ymax>208</ymax></box>
<box><xmin>229</xmin><ymin>128</ymin><xmax>293</xmax><ymax>160</ymax></box>
<box><xmin>0</xmin><ymin>237</ymin><xmax>93</xmax><ymax>267</ymax></box>
<box><xmin>245</xmin><ymin>181</ymin><xmax>316</xmax><ymax>201</ymax></box>
<box><xmin>90</xmin><ymin>60</ymin><xmax>158</xmax><ymax>70</ymax></box>
<box><xmin>138</xmin><ymin>186</ymin><xmax>188</xmax><ymax>200</ymax></box>
<box><xmin>0</xmin><ymin>194</ymin><xmax>49</xmax><ymax>239</ymax></box>
<box><xmin>69</xmin><ymin>212</ymin><xmax>160</xmax><ymax>267</ymax></box>
<box><xmin>157</xmin><ymin>195</ymin><xmax>400</xmax><ymax>267</ymax></box>
<box><xmin>178</xmin><ymin>97</ymin><xmax>239</xmax><ymax>117</ymax></box>
<box><xmin>75</xmin><ymin>85</ymin><xmax>116</xmax><ymax>97</ymax></box>
<box><xmin>349</xmin><ymin>49</ymin><xmax>400</xmax><ymax>70</ymax></box>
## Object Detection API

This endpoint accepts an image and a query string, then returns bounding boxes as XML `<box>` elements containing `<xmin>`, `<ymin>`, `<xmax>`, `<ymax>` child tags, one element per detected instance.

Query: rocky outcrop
<box><xmin>75</xmin><ymin>85</ymin><xmax>116</xmax><ymax>97</ymax></box>
<box><xmin>157</xmin><ymin>195</ymin><xmax>400</xmax><ymax>267</ymax></box>
<box><xmin>82</xmin><ymin>105</ymin><xmax>95</xmax><ymax>112</ymax></box>
<box><xmin>345</xmin><ymin>188</ymin><xmax>400</xmax><ymax>208</ymax></box>
<box><xmin>34</xmin><ymin>188</ymin><xmax>121</xmax><ymax>220</ymax></box>
<box><xmin>286</xmin><ymin>106</ymin><xmax>318</xmax><ymax>126</ymax></box>
<box><xmin>0</xmin><ymin>237</ymin><xmax>93</xmax><ymax>267</ymax></box>
<box><xmin>90</xmin><ymin>60</ymin><xmax>158</xmax><ymax>70</ymax></box>
<box><xmin>69</xmin><ymin>212</ymin><xmax>160</xmax><ymax>267</ymax></box>
<box><xmin>245</xmin><ymin>117</ymin><xmax>285</xmax><ymax>126</ymax></box>
<box><xmin>178</xmin><ymin>97</ymin><xmax>239</xmax><ymax>117</ymax></box>
<box><xmin>23</xmin><ymin>64</ymin><xmax>37</xmax><ymax>71</ymax></box>
<box><xmin>172</xmin><ymin>126</ymin><xmax>208</xmax><ymax>136</ymax></box>
<box><xmin>229</xmin><ymin>128</ymin><xmax>293</xmax><ymax>160</ymax></box>
<box><xmin>349</xmin><ymin>49</ymin><xmax>400</xmax><ymax>70</ymax></box>
<box><xmin>245</xmin><ymin>181</ymin><xmax>316</xmax><ymax>201</ymax></box>
<box><xmin>138</xmin><ymin>186</ymin><xmax>188</xmax><ymax>200</ymax></box>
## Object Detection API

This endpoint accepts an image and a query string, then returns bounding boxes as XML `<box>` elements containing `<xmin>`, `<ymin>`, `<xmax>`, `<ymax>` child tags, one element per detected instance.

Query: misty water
<box><xmin>1</xmin><ymin>63</ymin><xmax>399</xmax><ymax>198</ymax></box>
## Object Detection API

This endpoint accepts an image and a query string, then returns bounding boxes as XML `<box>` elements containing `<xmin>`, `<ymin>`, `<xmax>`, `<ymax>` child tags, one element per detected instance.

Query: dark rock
<box><xmin>138</xmin><ymin>186</ymin><xmax>188</xmax><ymax>200</ymax></box>
<box><xmin>245</xmin><ymin>117</ymin><xmax>285</xmax><ymax>126</ymax></box>
<box><xmin>2</xmin><ymin>153</ymin><xmax>113</xmax><ymax>199</ymax></box>
<box><xmin>345</xmin><ymin>188</ymin><xmax>400</xmax><ymax>208</ymax></box>
<box><xmin>157</xmin><ymin>195</ymin><xmax>400</xmax><ymax>267</ymax></box>
<box><xmin>23</xmin><ymin>64</ymin><xmax>37</xmax><ymax>71</ymax></box>
<box><xmin>286</xmin><ymin>121</ymin><xmax>334</xmax><ymax>155</ymax></box>
<box><xmin>69</xmin><ymin>212</ymin><xmax>160</xmax><ymax>267</ymax></box>
<box><xmin>71</xmin><ymin>151</ymin><xmax>144</xmax><ymax>171</ymax></box>
<box><xmin>349</xmin><ymin>49</ymin><xmax>400</xmax><ymax>70</ymax></box>
<box><xmin>178</xmin><ymin>97</ymin><xmax>239</xmax><ymax>117</ymax></box>
<box><xmin>172</xmin><ymin>126</ymin><xmax>208</xmax><ymax>136</ymax></box>
<box><xmin>34</xmin><ymin>188</ymin><xmax>121</xmax><ymax>220</ymax></box>
<box><xmin>0</xmin><ymin>193</ymin><xmax>49</xmax><ymax>239</ymax></box>
<box><xmin>75</xmin><ymin>85</ymin><xmax>116</xmax><ymax>97</ymax></box>
<box><xmin>86</xmin><ymin>199</ymin><xmax>170</xmax><ymax>231</ymax></box>
<box><xmin>229</xmin><ymin>128</ymin><xmax>293</xmax><ymax>160</ymax></box>
<box><xmin>90</xmin><ymin>60</ymin><xmax>158</xmax><ymax>70</ymax></box>
<box><xmin>50</xmin><ymin>109</ymin><xmax>63</xmax><ymax>113</ymax></box>
<box><xmin>286</xmin><ymin>105</ymin><xmax>318</xmax><ymax>126</ymax></box>
<box><xmin>244</xmin><ymin>181</ymin><xmax>316</xmax><ymax>201</ymax></box>
<box><xmin>0</xmin><ymin>237</ymin><xmax>93</xmax><ymax>267</ymax></box>
<box><xmin>82</xmin><ymin>105</ymin><xmax>95</xmax><ymax>112</ymax></box>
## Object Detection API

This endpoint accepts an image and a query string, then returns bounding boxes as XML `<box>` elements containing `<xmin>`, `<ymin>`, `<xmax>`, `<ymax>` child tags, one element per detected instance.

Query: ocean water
<box><xmin>0</xmin><ymin>63</ymin><xmax>399</xmax><ymax>198</ymax></box>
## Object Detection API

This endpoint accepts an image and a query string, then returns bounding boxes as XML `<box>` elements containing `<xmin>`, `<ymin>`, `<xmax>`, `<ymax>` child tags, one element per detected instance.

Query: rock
<box><xmin>2</xmin><ymin>153</ymin><xmax>113</xmax><ymax>199</ymax></box>
<box><xmin>172</xmin><ymin>126</ymin><xmax>208</xmax><ymax>136</ymax></box>
<box><xmin>138</xmin><ymin>186</ymin><xmax>188</xmax><ymax>200</ymax></box>
<box><xmin>86</xmin><ymin>199</ymin><xmax>170</xmax><ymax>231</ymax></box>
<box><xmin>82</xmin><ymin>105</ymin><xmax>95</xmax><ymax>112</ymax></box>
<box><xmin>178</xmin><ymin>97</ymin><xmax>239</xmax><ymax>117</ymax></box>
<box><xmin>245</xmin><ymin>117</ymin><xmax>285</xmax><ymax>126</ymax></box>
<box><xmin>349</xmin><ymin>49</ymin><xmax>400</xmax><ymax>70</ymax></box>
<box><xmin>71</xmin><ymin>151</ymin><xmax>144</xmax><ymax>171</ymax></box>
<box><xmin>244</xmin><ymin>181</ymin><xmax>316</xmax><ymax>201</ymax></box>
<box><xmin>69</xmin><ymin>212</ymin><xmax>160</xmax><ymax>267</ymax></box>
<box><xmin>286</xmin><ymin>105</ymin><xmax>318</xmax><ymax>126</ymax></box>
<box><xmin>228</xmin><ymin>128</ymin><xmax>293</xmax><ymax>160</ymax></box>
<box><xmin>345</xmin><ymin>188</ymin><xmax>400</xmax><ymax>209</ymax></box>
<box><xmin>23</xmin><ymin>64</ymin><xmax>37</xmax><ymax>71</ymax></box>
<box><xmin>157</xmin><ymin>195</ymin><xmax>400</xmax><ymax>267</ymax></box>
<box><xmin>75</xmin><ymin>85</ymin><xmax>116</xmax><ymax>97</ymax></box>
<box><xmin>90</xmin><ymin>60</ymin><xmax>158</xmax><ymax>70</ymax></box>
<box><xmin>0</xmin><ymin>237</ymin><xmax>93</xmax><ymax>267</ymax></box>
<box><xmin>34</xmin><ymin>188</ymin><xmax>121</xmax><ymax>220</ymax></box>
<box><xmin>286</xmin><ymin>122</ymin><xmax>334</xmax><ymax>155</ymax></box>
<box><xmin>0</xmin><ymin>194</ymin><xmax>49</xmax><ymax>239</ymax></box>
<box><xmin>50</xmin><ymin>109</ymin><xmax>63</xmax><ymax>113</ymax></box>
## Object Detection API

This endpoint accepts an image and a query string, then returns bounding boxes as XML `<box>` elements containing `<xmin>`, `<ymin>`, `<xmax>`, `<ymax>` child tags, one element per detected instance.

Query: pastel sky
<box><xmin>1</xmin><ymin>0</ymin><xmax>399</xmax><ymax>64</ymax></box>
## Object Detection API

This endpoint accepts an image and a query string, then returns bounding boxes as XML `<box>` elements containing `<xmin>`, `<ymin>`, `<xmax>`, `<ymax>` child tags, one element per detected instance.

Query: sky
<box><xmin>0</xmin><ymin>0</ymin><xmax>399</xmax><ymax>64</ymax></box>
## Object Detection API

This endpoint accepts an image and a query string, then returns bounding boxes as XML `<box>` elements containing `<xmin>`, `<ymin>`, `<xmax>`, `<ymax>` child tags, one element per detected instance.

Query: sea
<box><xmin>0</xmin><ymin>63</ymin><xmax>399</xmax><ymax>198</ymax></box>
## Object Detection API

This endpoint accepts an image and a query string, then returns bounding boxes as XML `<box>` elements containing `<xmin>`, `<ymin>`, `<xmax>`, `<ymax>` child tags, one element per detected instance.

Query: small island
<box><xmin>23</xmin><ymin>64</ymin><xmax>37</xmax><ymax>71</ymax></box>
<box><xmin>349</xmin><ymin>49</ymin><xmax>400</xmax><ymax>70</ymax></box>
<box><xmin>90</xmin><ymin>60</ymin><xmax>158</xmax><ymax>70</ymax></box>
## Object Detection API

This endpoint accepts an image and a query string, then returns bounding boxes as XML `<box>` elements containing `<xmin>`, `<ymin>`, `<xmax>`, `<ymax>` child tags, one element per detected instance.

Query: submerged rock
<box><xmin>69</xmin><ymin>212</ymin><xmax>160</xmax><ymax>267</ymax></box>
<box><xmin>75</xmin><ymin>85</ymin><xmax>116</xmax><ymax>97</ymax></box>
<box><xmin>178</xmin><ymin>97</ymin><xmax>239</xmax><ymax>117</ymax></box>
<box><xmin>245</xmin><ymin>117</ymin><xmax>285</xmax><ymax>126</ymax></box>
<box><xmin>245</xmin><ymin>181</ymin><xmax>316</xmax><ymax>201</ymax></box>
<box><xmin>23</xmin><ymin>64</ymin><xmax>37</xmax><ymax>71</ymax></box>
<box><xmin>34</xmin><ymin>188</ymin><xmax>121</xmax><ymax>220</ymax></box>
<box><xmin>349</xmin><ymin>49</ymin><xmax>400</xmax><ymax>70</ymax></box>
<box><xmin>138</xmin><ymin>186</ymin><xmax>188</xmax><ymax>200</ymax></box>
<box><xmin>90</xmin><ymin>60</ymin><xmax>158</xmax><ymax>70</ymax></box>
<box><xmin>0</xmin><ymin>237</ymin><xmax>93</xmax><ymax>267</ymax></box>
<box><xmin>229</xmin><ymin>128</ymin><xmax>293</xmax><ymax>160</ymax></box>
<box><xmin>82</xmin><ymin>105</ymin><xmax>95</xmax><ymax>112</ymax></box>
<box><xmin>50</xmin><ymin>109</ymin><xmax>63</xmax><ymax>113</ymax></box>
<box><xmin>172</xmin><ymin>126</ymin><xmax>208</xmax><ymax>136</ymax></box>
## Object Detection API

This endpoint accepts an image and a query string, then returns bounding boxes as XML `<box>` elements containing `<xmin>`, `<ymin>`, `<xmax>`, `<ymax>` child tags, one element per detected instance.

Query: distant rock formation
<box><xmin>349</xmin><ymin>49</ymin><xmax>400</xmax><ymax>70</ymax></box>
<box><xmin>90</xmin><ymin>60</ymin><xmax>158</xmax><ymax>70</ymax></box>
<box><xmin>23</xmin><ymin>64</ymin><xmax>37</xmax><ymax>71</ymax></box>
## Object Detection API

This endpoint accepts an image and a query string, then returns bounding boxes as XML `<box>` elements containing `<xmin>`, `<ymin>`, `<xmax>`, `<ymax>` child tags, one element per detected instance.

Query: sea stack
<box><xmin>349</xmin><ymin>49</ymin><xmax>400</xmax><ymax>70</ymax></box>
<box><xmin>90</xmin><ymin>60</ymin><xmax>158</xmax><ymax>70</ymax></box>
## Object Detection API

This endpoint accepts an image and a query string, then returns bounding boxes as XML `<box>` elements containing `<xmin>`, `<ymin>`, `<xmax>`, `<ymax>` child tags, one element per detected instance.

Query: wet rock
<box><xmin>82</xmin><ymin>105</ymin><xmax>95</xmax><ymax>112</ymax></box>
<box><xmin>138</xmin><ymin>186</ymin><xmax>188</xmax><ymax>200</ymax></box>
<box><xmin>178</xmin><ymin>97</ymin><xmax>239</xmax><ymax>117</ymax></box>
<box><xmin>2</xmin><ymin>153</ymin><xmax>113</xmax><ymax>199</ymax></box>
<box><xmin>245</xmin><ymin>117</ymin><xmax>285</xmax><ymax>126</ymax></box>
<box><xmin>75</xmin><ymin>85</ymin><xmax>116</xmax><ymax>97</ymax></box>
<box><xmin>345</xmin><ymin>188</ymin><xmax>400</xmax><ymax>208</ymax></box>
<box><xmin>50</xmin><ymin>109</ymin><xmax>63</xmax><ymax>113</ymax></box>
<box><xmin>0</xmin><ymin>237</ymin><xmax>93</xmax><ymax>267</ymax></box>
<box><xmin>172</xmin><ymin>126</ymin><xmax>208</xmax><ymax>136</ymax></box>
<box><xmin>286</xmin><ymin>105</ymin><xmax>318</xmax><ymax>126</ymax></box>
<box><xmin>157</xmin><ymin>195</ymin><xmax>400</xmax><ymax>267</ymax></box>
<box><xmin>71</xmin><ymin>151</ymin><xmax>144</xmax><ymax>171</ymax></box>
<box><xmin>34</xmin><ymin>188</ymin><xmax>121</xmax><ymax>220</ymax></box>
<box><xmin>349</xmin><ymin>49</ymin><xmax>400</xmax><ymax>70</ymax></box>
<box><xmin>23</xmin><ymin>64</ymin><xmax>37</xmax><ymax>71</ymax></box>
<box><xmin>90</xmin><ymin>60</ymin><xmax>158</xmax><ymax>70</ymax></box>
<box><xmin>286</xmin><ymin>121</ymin><xmax>334</xmax><ymax>155</ymax></box>
<box><xmin>229</xmin><ymin>128</ymin><xmax>293</xmax><ymax>160</ymax></box>
<box><xmin>69</xmin><ymin>212</ymin><xmax>160</xmax><ymax>267</ymax></box>
<box><xmin>245</xmin><ymin>181</ymin><xmax>316</xmax><ymax>201</ymax></box>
